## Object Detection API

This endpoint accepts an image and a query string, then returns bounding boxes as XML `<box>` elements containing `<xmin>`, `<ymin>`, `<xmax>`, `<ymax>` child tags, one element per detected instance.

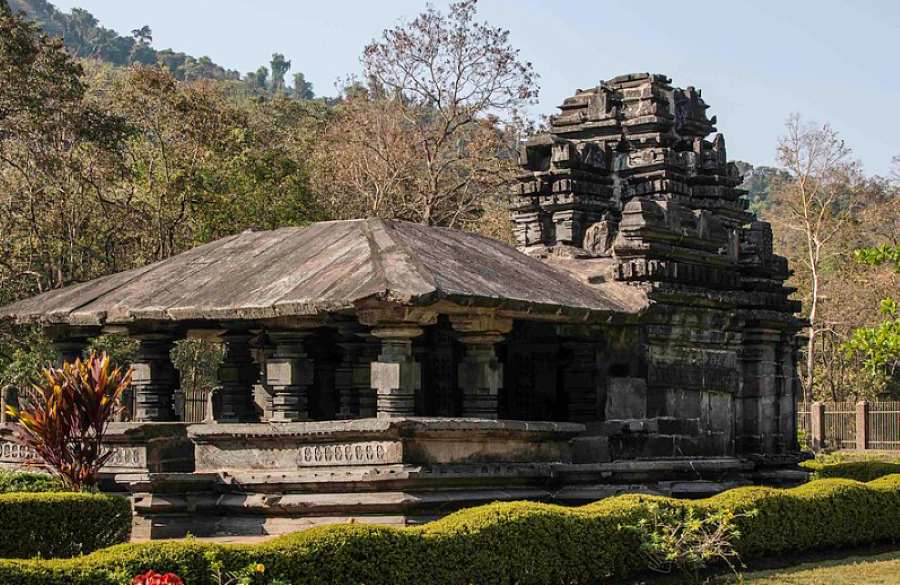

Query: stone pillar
<box><xmin>457</xmin><ymin>335</ymin><xmax>504</xmax><ymax>419</ymax></box>
<box><xmin>254</xmin><ymin>344</ymin><xmax>276</xmax><ymax>421</ymax></box>
<box><xmin>737</xmin><ymin>329</ymin><xmax>780</xmax><ymax>454</ymax></box>
<box><xmin>558</xmin><ymin>333</ymin><xmax>600</xmax><ymax>422</ymax></box>
<box><xmin>0</xmin><ymin>385</ymin><xmax>18</xmax><ymax>423</ymax></box>
<box><xmin>810</xmin><ymin>401</ymin><xmax>826</xmax><ymax>451</ymax></box>
<box><xmin>265</xmin><ymin>331</ymin><xmax>314</xmax><ymax>422</ymax></box>
<box><xmin>856</xmin><ymin>400</ymin><xmax>869</xmax><ymax>451</ymax></box>
<box><xmin>780</xmin><ymin>336</ymin><xmax>802</xmax><ymax>452</ymax></box>
<box><xmin>334</xmin><ymin>325</ymin><xmax>361</xmax><ymax>419</ymax></box>
<box><xmin>359</xmin><ymin>307</ymin><xmax>436</xmax><ymax>419</ymax></box>
<box><xmin>355</xmin><ymin>333</ymin><xmax>379</xmax><ymax>418</ymax></box>
<box><xmin>212</xmin><ymin>332</ymin><xmax>259</xmax><ymax>423</ymax></box>
<box><xmin>451</xmin><ymin>315</ymin><xmax>512</xmax><ymax>420</ymax></box>
<box><xmin>370</xmin><ymin>326</ymin><xmax>423</xmax><ymax>418</ymax></box>
<box><xmin>53</xmin><ymin>339</ymin><xmax>86</xmax><ymax>365</ymax></box>
<box><xmin>45</xmin><ymin>326</ymin><xmax>95</xmax><ymax>366</ymax></box>
<box><xmin>132</xmin><ymin>334</ymin><xmax>179</xmax><ymax>422</ymax></box>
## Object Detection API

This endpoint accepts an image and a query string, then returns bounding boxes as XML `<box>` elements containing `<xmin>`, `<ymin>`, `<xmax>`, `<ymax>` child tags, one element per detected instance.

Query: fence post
<box><xmin>810</xmin><ymin>401</ymin><xmax>826</xmax><ymax>451</ymax></box>
<box><xmin>856</xmin><ymin>400</ymin><xmax>869</xmax><ymax>450</ymax></box>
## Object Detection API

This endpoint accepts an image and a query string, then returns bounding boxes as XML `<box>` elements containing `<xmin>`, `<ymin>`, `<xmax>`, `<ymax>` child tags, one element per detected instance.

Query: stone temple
<box><xmin>0</xmin><ymin>73</ymin><xmax>804</xmax><ymax>538</ymax></box>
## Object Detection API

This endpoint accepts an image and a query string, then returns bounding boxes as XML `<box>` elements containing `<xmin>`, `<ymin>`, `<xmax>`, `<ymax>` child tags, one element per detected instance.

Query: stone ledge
<box><xmin>186</xmin><ymin>418</ymin><xmax>586</xmax><ymax>442</ymax></box>
<box><xmin>552</xmin><ymin>457</ymin><xmax>754</xmax><ymax>481</ymax></box>
<box><xmin>133</xmin><ymin>488</ymin><xmax>555</xmax><ymax>516</ymax></box>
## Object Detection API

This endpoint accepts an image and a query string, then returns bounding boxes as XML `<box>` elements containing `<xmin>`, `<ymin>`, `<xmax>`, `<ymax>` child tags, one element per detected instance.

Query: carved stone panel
<box><xmin>296</xmin><ymin>441</ymin><xmax>402</xmax><ymax>467</ymax></box>
<box><xmin>0</xmin><ymin>441</ymin><xmax>36</xmax><ymax>463</ymax></box>
<box><xmin>102</xmin><ymin>446</ymin><xmax>147</xmax><ymax>469</ymax></box>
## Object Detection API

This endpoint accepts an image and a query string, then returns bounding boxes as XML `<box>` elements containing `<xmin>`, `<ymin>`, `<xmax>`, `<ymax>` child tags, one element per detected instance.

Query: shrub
<box><xmin>0</xmin><ymin>470</ymin><xmax>65</xmax><ymax>493</ymax></box>
<box><xmin>699</xmin><ymin>475</ymin><xmax>900</xmax><ymax>558</ymax></box>
<box><xmin>624</xmin><ymin>501</ymin><xmax>743</xmax><ymax>577</ymax></box>
<box><xmin>5</xmin><ymin>352</ymin><xmax>132</xmax><ymax>490</ymax></box>
<box><xmin>0</xmin><ymin>476</ymin><xmax>896</xmax><ymax>584</ymax></box>
<box><xmin>800</xmin><ymin>459</ymin><xmax>900</xmax><ymax>482</ymax></box>
<box><xmin>0</xmin><ymin>492</ymin><xmax>131</xmax><ymax>558</ymax></box>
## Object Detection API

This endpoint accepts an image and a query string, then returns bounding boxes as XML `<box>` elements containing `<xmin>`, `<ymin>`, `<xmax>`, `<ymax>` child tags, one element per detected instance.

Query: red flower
<box><xmin>132</xmin><ymin>570</ymin><xmax>185</xmax><ymax>585</ymax></box>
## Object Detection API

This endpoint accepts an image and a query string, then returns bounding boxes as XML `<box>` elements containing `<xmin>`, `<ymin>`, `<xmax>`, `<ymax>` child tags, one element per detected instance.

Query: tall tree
<box><xmin>130</xmin><ymin>24</ymin><xmax>152</xmax><ymax>44</ymax></box>
<box><xmin>768</xmin><ymin>115</ymin><xmax>858</xmax><ymax>400</ymax></box>
<box><xmin>843</xmin><ymin>244</ymin><xmax>900</xmax><ymax>396</ymax></box>
<box><xmin>292</xmin><ymin>72</ymin><xmax>314</xmax><ymax>100</ymax></box>
<box><xmin>0</xmin><ymin>1</ymin><xmax>129</xmax><ymax>383</ymax></box>
<box><xmin>270</xmin><ymin>52</ymin><xmax>291</xmax><ymax>93</ymax></box>
<box><xmin>249</xmin><ymin>65</ymin><xmax>268</xmax><ymax>89</ymax></box>
<box><xmin>316</xmin><ymin>0</ymin><xmax>537</xmax><ymax>230</ymax></box>
<box><xmin>0</xmin><ymin>2</ymin><xmax>326</xmax><ymax>394</ymax></box>
<box><xmin>64</xmin><ymin>7</ymin><xmax>98</xmax><ymax>56</ymax></box>
<box><xmin>0</xmin><ymin>2</ymin><xmax>130</xmax><ymax>302</ymax></box>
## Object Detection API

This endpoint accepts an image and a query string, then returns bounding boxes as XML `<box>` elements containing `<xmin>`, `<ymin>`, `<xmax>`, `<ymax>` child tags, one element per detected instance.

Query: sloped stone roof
<box><xmin>0</xmin><ymin>219</ymin><xmax>646</xmax><ymax>326</ymax></box>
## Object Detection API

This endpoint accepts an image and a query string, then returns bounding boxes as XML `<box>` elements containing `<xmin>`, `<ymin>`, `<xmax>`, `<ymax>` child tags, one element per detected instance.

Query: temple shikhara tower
<box><xmin>0</xmin><ymin>73</ymin><xmax>804</xmax><ymax>538</ymax></box>
<box><xmin>510</xmin><ymin>73</ymin><xmax>803</xmax><ymax>456</ymax></box>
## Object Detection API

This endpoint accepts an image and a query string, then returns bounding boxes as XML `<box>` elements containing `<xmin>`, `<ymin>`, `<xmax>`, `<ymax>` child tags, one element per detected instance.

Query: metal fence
<box><xmin>798</xmin><ymin>401</ymin><xmax>900</xmax><ymax>451</ymax></box>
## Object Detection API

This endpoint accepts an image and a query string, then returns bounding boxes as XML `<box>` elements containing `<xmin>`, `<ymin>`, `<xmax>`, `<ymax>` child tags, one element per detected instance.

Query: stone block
<box><xmin>371</xmin><ymin>361</ymin><xmax>401</xmax><ymax>389</ymax></box>
<box><xmin>606</xmin><ymin>377</ymin><xmax>647</xmax><ymax>419</ymax></box>
<box><xmin>650</xmin><ymin>417</ymin><xmax>699</xmax><ymax>435</ymax></box>
<box><xmin>705</xmin><ymin>391</ymin><xmax>733</xmax><ymax>433</ymax></box>
<box><xmin>132</xmin><ymin>361</ymin><xmax>176</xmax><ymax>384</ymax></box>
<box><xmin>571</xmin><ymin>436</ymin><xmax>611</xmax><ymax>463</ymax></box>
<box><xmin>665</xmin><ymin>388</ymin><xmax>702</xmax><ymax>419</ymax></box>
<box><xmin>266</xmin><ymin>358</ymin><xmax>313</xmax><ymax>387</ymax></box>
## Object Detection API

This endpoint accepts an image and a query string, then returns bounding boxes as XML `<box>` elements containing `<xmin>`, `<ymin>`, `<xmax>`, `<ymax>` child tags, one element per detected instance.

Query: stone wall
<box><xmin>511</xmin><ymin>73</ymin><xmax>803</xmax><ymax>458</ymax></box>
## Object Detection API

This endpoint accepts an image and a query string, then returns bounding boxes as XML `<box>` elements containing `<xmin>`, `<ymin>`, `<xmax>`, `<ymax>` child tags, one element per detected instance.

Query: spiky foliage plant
<box><xmin>4</xmin><ymin>352</ymin><xmax>132</xmax><ymax>490</ymax></box>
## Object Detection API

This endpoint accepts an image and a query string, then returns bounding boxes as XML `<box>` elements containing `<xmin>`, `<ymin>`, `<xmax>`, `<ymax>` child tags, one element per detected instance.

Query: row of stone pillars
<box><xmin>361</xmin><ymin>312</ymin><xmax>512</xmax><ymax>420</ymax></box>
<box><xmin>48</xmin><ymin>311</ymin><xmax>514</xmax><ymax>423</ymax></box>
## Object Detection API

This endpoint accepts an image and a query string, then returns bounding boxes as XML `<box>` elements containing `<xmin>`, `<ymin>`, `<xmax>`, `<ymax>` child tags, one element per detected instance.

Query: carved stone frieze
<box><xmin>297</xmin><ymin>441</ymin><xmax>402</xmax><ymax>467</ymax></box>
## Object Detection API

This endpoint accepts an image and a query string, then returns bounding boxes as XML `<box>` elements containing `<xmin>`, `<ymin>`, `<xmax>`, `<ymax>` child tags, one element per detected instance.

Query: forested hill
<box><xmin>733</xmin><ymin>161</ymin><xmax>791</xmax><ymax>213</ymax></box>
<box><xmin>7</xmin><ymin>1</ymin><xmax>786</xmax><ymax>213</ymax></box>
<box><xmin>5</xmin><ymin>0</ymin><xmax>315</xmax><ymax>97</ymax></box>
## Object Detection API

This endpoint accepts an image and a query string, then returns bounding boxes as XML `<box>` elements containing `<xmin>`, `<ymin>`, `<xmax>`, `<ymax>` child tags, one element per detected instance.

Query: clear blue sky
<box><xmin>51</xmin><ymin>0</ymin><xmax>899</xmax><ymax>175</ymax></box>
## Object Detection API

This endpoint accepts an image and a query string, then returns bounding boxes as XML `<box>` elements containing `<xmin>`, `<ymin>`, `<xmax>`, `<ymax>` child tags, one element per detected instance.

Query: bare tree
<box><xmin>317</xmin><ymin>0</ymin><xmax>537</xmax><ymax>230</ymax></box>
<box><xmin>770</xmin><ymin>115</ymin><xmax>856</xmax><ymax>401</ymax></box>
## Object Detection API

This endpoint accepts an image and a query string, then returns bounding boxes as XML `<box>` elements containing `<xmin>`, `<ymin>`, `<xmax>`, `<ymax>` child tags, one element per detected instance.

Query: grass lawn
<box><xmin>626</xmin><ymin>549</ymin><xmax>900</xmax><ymax>584</ymax></box>
<box><xmin>721</xmin><ymin>549</ymin><xmax>900</xmax><ymax>584</ymax></box>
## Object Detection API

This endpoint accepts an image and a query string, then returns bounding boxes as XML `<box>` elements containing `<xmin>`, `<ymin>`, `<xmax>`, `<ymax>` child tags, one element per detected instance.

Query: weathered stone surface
<box><xmin>187</xmin><ymin>418</ymin><xmax>583</xmax><ymax>472</ymax></box>
<box><xmin>0</xmin><ymin>219</ymin><xmax>642</xmax><ymax>326</ymax></box>
<box><xmin>213</xmin><ymin>332</ymin><xmax>259</xmax><ymax>423</ymax></box>
<box><xmin>0</xmin><ymin>423</ymin><xmax>196</xmax><ymax>473</ymax></box>
<box><xmin>606</xmin><ymin>377</ymin><xmax>647</xmax><ymax>420</ymax></box>
<box><xmin>370</xmin><ymin>325</ymin><xmax>424</xmax><ymax>418</ymax></box>
<box><xmin>266</xmin><ymin>331</ymin><xmax>315</xmax><ymax>422</ymax></box>
<box><xmin>131</xmin><ymin>334</ymin><xmax>179</xmax><ymax>422</ymax></box>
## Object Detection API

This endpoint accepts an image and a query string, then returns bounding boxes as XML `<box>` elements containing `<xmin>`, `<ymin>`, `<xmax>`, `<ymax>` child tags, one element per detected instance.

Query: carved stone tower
<box><xmin>512</xmin><ymin>73</ymin><xmax>803</xmax><ymax>456</ymax></box>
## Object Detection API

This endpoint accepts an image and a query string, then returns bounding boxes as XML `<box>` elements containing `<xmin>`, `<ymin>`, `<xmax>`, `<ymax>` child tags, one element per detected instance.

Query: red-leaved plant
<box><xmin>4</xmin><ymin>351</ymin><xmax>132</xmax><ymax>490</ymax></box>
<box><xmin>132</xmin><ymin>570</ymin><xmax>185</xmax><ymax>585</ymax></box>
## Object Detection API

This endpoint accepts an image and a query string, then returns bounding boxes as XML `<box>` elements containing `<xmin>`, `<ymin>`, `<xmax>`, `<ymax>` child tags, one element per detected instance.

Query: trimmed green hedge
<box><xmin>0</xmin><ymin>492</ymin><xmax>132</xmax><ymax>559</ymax></box>
<box><xmin>800</xmin><ymin>459</ymin><xmax>900</xmax><ymax>482</ymax></box>
<box><xmin>0</xmin><ymin>475</ymin><xmax>898</xmax><ymax>585</ymax></box>
<box><xmin>0</xmin><ymin>470</ymin><xmax>65</xmax><ymax>494</ymax></box>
